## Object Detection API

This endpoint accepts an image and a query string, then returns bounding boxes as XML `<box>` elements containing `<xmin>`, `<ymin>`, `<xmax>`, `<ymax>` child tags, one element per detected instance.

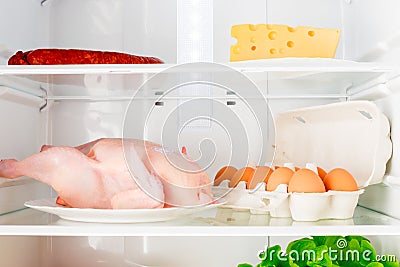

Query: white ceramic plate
<box><xmin>228</xmin><ymin>58</ymin><xmax>381</xmax><ymax>69</ymax></box>
<box><xmin>25</xmin><ymin>198</ymin><xmax>223</xmax><ymax>223</ymax></box>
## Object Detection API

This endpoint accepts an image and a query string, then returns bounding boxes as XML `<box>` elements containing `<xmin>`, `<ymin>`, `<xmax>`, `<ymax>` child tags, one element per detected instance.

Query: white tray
<box><xmin>25</xmin><ymin>198</ymin><xmax>223</xmax><ymax>223</ymax></box>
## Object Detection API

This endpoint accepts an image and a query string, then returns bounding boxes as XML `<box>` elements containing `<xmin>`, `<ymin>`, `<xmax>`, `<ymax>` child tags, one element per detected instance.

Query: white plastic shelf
<box><xmin>0</xmin><ymin>59</ymin><xmax>393</xmax><ymax>75</ymax></box>
<box><xmin>0</xmin><ymin>64</ymin><xmax>173</xmax><ymax>75</ymax></box>
<box><xmin>0</xmin><ymin>206</ymin><xmax>399</xmax><ymax>237</ymax></box>
<box><xmin>0</xmin><ymin>58</ymin><xmax>394</xmax><ymax>101</ymax></box>
<box><xmin>0</xmin><ymin>61</ymin><xmax>391</xmax><ymax>107</ymax></box>
<box><xmin>0</xmin><ymin>60</ymin><xmax>393</xmax><ymax>101</ymax></box>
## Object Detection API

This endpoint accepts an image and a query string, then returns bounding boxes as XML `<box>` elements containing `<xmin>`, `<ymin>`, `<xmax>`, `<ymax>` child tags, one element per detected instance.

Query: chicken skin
<box><xmin>0</xmin><ymin>138</ymin><xmax>213</xmax><ymax>209</ymax></box>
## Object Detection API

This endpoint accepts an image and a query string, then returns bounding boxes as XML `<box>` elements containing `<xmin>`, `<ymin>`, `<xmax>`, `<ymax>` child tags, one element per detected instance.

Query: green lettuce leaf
<box><xmin>366</xmin><ymin>263</ymin><xmax>384</xmax><ymax>267</ymax></box>
<box><xmin>288</xmin><ymin>256</ymin><xmax>300</xmax><ymax>267</ymax></box>
<box><xmin>378</xmin><ymin>255</ymin><xmax>399</xmax><ymax>267</ymax></box>
<box><xmin>323</xmin><ymin>236</ymin><xmax>343</xmax><ymax>250</ymax></box>
<box><xmin>359</xmin><ymin>240</ymin><xmax>377</xmax><ymax>266</ymax></box>
<box><xmin>287</xmin><ymin>237</ymin><xmax>317</xmax><ymax>253</ymax></box>
<box><xmin>286</xmin><ymin>237</ymin><xmax>317</xmax><ymax>267</ymax></box>
<box><xmin>313</xmin><ymin>236</ymin><xmax>327</xmax><ymax>247</ymax></box>
<box><xmin>258</xmin><ymin>245</ymin><xmax>284</xmax><ymax>267</ymax></box>
<box><xmin>307</xmin><ymin>245</ymin><xmax>333</xmax><ymax>267</ymax></box>
<box><xmin>345</xmin><ymin>236</ymin><xmax>370</xmax><ymax>244</ymax></box>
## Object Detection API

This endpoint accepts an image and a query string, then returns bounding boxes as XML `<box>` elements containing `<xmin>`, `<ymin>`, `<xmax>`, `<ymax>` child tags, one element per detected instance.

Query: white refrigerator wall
<box><xmin>342</xmin><ymin>0</ymin><xmax>400</xmax><ymax>62</ymax></box>
<box><xmin>0</xmin><ymin>0</ymin><xmax>49</xmax><ymax>53</ymax></box>
<box><xmin>0</xmin><ymin>93</ymin><xmax>50</xmax><ymax>215</ymax></box>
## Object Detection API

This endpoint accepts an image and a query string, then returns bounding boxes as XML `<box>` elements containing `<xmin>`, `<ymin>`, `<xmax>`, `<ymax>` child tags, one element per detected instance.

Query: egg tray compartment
<box><xmin>266</xmin><ymin>185</ymin><xmax>365</xmax><ymax>221</ymax></box>
<box><xmin>212</xmin><ymin>180</ymin><xmax>271</xmax><ymax>215</ymax></box>
<box><xmin>212</xmin><ymin>181</ymin><xmax>364</xmax><ymax>221</ymax></box>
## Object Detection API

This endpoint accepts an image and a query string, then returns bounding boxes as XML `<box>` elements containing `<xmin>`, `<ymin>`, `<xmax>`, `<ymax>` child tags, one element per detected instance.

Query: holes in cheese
<box><xmin>268</xmin><ymin>31</ymin><xmax>277</xmax><ymax>40</ymax></box>
<box><xmin>230</xmin><ymin>24</ymin><xmax>340</xmax><ymax>62</ymax></box>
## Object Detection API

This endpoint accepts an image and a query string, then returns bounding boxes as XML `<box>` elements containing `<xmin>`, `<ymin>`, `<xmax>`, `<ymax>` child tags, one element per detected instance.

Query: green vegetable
<box><xmin>345</xmin><ymin>236</ymin><xmax>370</xmax><ymax>244</ymax></box>
<box><xmin>358</xmin><ymin>240</ymin><xmax>377</xmax><ymax>267</ymax></box>
<box><xmin>238</xmin><ymin>236</ymin><xmax>398</xmax><ymax>267</ymax></box>
<box><xmin>366</xmin><ymin>263</ymin><xmax>384</xmax><ymax>267</ymax></box>
<box><xmin>337</xmin><ymin>239</ymin><xmax>362</xmax><ymax>267</ymax></box>
<box><xmin>288</xmin><ymin>256</ymin><xmax>300</xmax><ymax>267</ymax></box>
<box><xmin>378</xmin><ymin>255</ymin><xmax>399</xmax><ymax>267</ymax></box>
<box><xmin>323</xmin><ymin>236</ymin><xmax>343</xmax><ymax>252</ymax></box>
<box><xmin>307</xmin><ymin>245</ymin><xmax>332</xmax><ymax>267</ymax></box>
<box><xmin>287</xmin><ymin>237</ymin><xmax>317</xmax><ymax>254</ymax></box>
<box><xmin>287</xmin><ymin>238</ymin><xmax>317</xmax><ymax>267</ymax></box>
<box><xmin>312</xmin><ymin>236</ymin><xmax>327</xmax><ymax>247</ymax></box>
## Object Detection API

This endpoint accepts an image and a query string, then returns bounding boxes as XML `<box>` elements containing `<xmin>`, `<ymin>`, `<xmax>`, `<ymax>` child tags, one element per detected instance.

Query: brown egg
<box><xmin>214</xmin><ymin>166</ymin><xmax>237</xmax><ymax>186</ymax></box>
<box><xmin>229</xmin><ymin>167</ymin><xmax>255</xmax><ymax>188</ymax></box>
<box><xmin>288</xmin><ymin>168</ymin><xmax>326</xmax><ymax>193</ymax></box>
<box><xmin>248</xmin><ymin>166</ymin><xmax>273</xmax><ymax>189</ymax></box>
<box><xmin>275</xmin><ymin>165</ymin><xmax>299</xmax><ymax>171</ymax></box>
<box><xmin>323</xmin><ymin>168</ymin><xmax>358</xmax><ymax>191</ymax></box>
<box><xmin>266</xmin><ymin>167</ymin><xmax>294</xmax><ymax>191</ymax></box>
<box><xmin>317</xmin><ymin>167</ymin><xmax>327</xmax><ymax>180</ymax></box>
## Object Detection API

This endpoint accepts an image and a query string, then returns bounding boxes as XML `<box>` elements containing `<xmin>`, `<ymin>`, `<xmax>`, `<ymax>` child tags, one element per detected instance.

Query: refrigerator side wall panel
<box><xmin>0</xmin><ymin>236</ymin><xmax>43</xmax><ymax>267</ymax></box>
<box><xmin>0</xmin><ymin>97</ymin><xmax>50</xmax><ymax>214</ymax></box>
<box><xmin>342</xmin><ymin>0</ymin><xmax>400</xmax><ymax>62</ymax></box>
<box><xmin>0</xmin><ymin>0</ymin><xmax>49</xmax><ymax>54</ymax></box>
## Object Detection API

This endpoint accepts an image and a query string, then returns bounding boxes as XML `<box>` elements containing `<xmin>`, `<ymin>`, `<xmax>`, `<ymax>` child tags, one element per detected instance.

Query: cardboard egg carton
<box><xmin>264</xmin><ymin>184</ymin><xmax>365</xmax><ymax>221</ymax></box>
<box><xmin>213</xmin><ymin>101</ymin><xmax>392</xmax><ymax>221</ymax></box>
<box><xmin>212</xmin><ymin>168</ymin><xmax>364</xmax><ymax>221</ymax></box>
<box><xmin>212</xmin><ymin>180</ymin><xmax>270</xmax><ymax>215</ymax></box>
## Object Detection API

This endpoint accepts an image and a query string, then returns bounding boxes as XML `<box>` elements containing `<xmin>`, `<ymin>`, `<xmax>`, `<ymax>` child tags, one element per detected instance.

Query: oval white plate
<box><xmin>25</xmin><ymin>198</ymin><xmax>223</xmax><ymax>223</ymax></box>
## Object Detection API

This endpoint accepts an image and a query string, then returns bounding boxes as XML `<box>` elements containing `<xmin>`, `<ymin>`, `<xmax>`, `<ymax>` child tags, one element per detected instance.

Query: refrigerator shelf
<box><xmin>0</xmin><ymin>86</ymin><xmax>44</xmax><ymax>107</ymax></box>
<box><xmin>0</xmin><ymin>60</ymin><xmax>393</xmax><ymax>101</ymax></box>
<box><xmin>45</xmin><ymin>94</ymin><xmax>348</xmax><ymax>102</ymax></box>
<box><xmin>0</xmin><ymin>206</ymin><xmax>399</xmax><ymax>237</ymax></box>
<box><xmin>229</xmin><ymin>58</ymin><xmax>393</xmax><ymax>74</ymax></box>
<box><xmin>0</xmin><ymin>64</ymin><xmax>174</xmax><ymax>75</ymax></box>
<box><xmin>0</xmin><ymin>59</ymin><xmax>393</xmax><ymax>75</ymax></box>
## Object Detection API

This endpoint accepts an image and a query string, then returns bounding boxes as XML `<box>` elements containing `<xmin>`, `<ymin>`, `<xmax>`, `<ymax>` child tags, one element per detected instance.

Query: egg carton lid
<box><xmin>273</xmin><ymin>101</ymin><xmax>392</xmax><ymax>188</ymax></box>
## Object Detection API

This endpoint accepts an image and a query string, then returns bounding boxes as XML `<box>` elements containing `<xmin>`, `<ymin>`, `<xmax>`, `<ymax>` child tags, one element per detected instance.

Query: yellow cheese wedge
<box><xmin>230</xmin><ymin>24</ymin><xmax>340</xmax><ymax>62</ymax></box>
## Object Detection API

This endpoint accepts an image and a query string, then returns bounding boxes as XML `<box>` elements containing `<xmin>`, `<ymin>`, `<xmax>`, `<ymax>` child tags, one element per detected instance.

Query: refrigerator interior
<box><xmin>0</xmin><ymin>0</ymin><xmax>400</xmax><ymax>266</ymax></box>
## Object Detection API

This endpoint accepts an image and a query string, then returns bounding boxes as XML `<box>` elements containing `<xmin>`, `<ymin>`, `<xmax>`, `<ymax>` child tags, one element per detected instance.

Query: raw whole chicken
<box><xmin>0</xmin><ymin>138</ymin><xmax>213</xmax><ymax>209</ymax></box>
